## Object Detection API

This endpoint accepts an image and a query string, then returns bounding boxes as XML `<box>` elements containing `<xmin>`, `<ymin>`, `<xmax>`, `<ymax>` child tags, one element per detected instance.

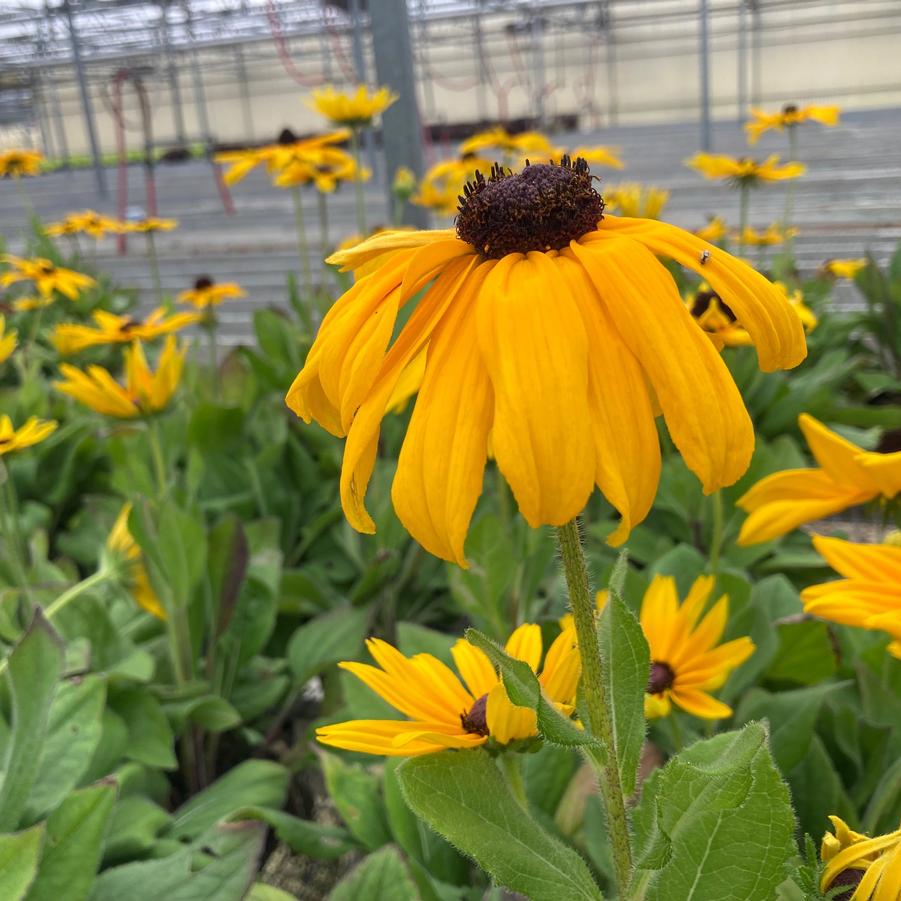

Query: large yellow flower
<box><xmin>745</xmin><ymin>103</ymin><xmax>841</xmax><ymax>144</ymax></box>
<box><xmin>317</xmin><ymin>623</ymin><xmax>580</xmax><ymax>756</ymax></box>
<box><xmin>640</xmin><ymin>575</ymin><xmax>755</xmax><ymax>719</ymax></box>
<box><xmin>286</xmin><ymin>158</ymin><xmax>806</xmax><ymax>564</ymax></box>
<box><xmin>604</xmin><ymin>184</ymin><xmax>670</xmax><ymax>219</ymax></box>
<box><xmin>460</xmin><ymin>127</ymin><xmax>552</xmax><ymax>157</ymax></box>
<box><xmin>801</xmin><ymin>536</ymin><xmax>901</xmax><ymax>660</ymax></box>
<box><xmin>737</xmin><ymin>414</ymin><xmax>901</xmax><ymax>545</ymax></box>
<box><xmin>0</xmin><ymin>415</ymin><xmax>57</xmax><ymax>455</ymax></box>
<box><xmin>820</xmin><ymin>815</ymin><xmax>901</xmax><ymax>900</ymax></box>
<box><xmin>0</xmin><ymin>315</ymin><xmax>17</xmax><ymax>364</ymax></box>
<box><xmin>178</xmin><ymin>277</ymin><xmax>245</xmax><ymax>310</ymax></box>
<box><xmin>309</xmin><ymin>85</ymin><xmax>397</xmax><ymax>127</ymax></box>
<box><xmin>0</xmin><ymin>149</ymin><xmax>43</xmax><ymax>178</ymax></box>
<box><xmin>55</xmin><ymin>336</ymin><xmax>185</xmax><ymax>418</ymax></box>
<box><xmin>686</xmin><ymin>153</ymin><xmax>806</xmax><ymax>186</ymax></box>
<box><xmin>52</xmin><ymin>307</ymin><xmax>201</xmax><ymax>355</ymax></box>
<box><xmin>1</xmin><ymin>255</ymin><xmax>95</xmax><ymax>300</ymax></box>
<box><xmin>106</xmin><ymin>504</ymin><xmax>165</xmax><ymax>619</ymax></box>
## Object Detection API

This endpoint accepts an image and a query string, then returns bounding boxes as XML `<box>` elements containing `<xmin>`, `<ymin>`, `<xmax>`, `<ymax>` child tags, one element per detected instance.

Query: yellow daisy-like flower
<box><xmin>745</xmin><ymin>103</ymin><xmax>841</xmax><ymax>144</ymax></box>
<box><xmin>287</xmin><ymin>158</ymin><xmax>806</xmax><ymax>564</ymax></box>
<box><xmin>737</xmin><ymin>414</ymin><xmax>901</xmax><ymax>545</ymax></box>
<box><xmin>177</xmin><ymin>276</ymin><xmax>245</xmax><ymax>310</ymax></box>
<box><xmin>106</xmin><ymin>504</ymin><xmax>165</xmax><ymax>619</ymax></box>
<box><xmin>733</xmin><ymin>224</ymin><xmax>798</xmax><ymax>246</ymax></box>
<box><xmin>0</xmin><ymin>148</ymin><xmax>43</xmax><ymax>178</ymax></box>
<box><xmin>686</xmin><ymin>153</ymin><xmax>806</xmax><ymax>186</ymax></box>
<box><xmin>317</xmin><ymin>623</ymin><xmax>581</xmax><ymax>756</ymax></box>
<box><xmin>0</xmin><ymin>315</ymin><xmax>17</xmax><ymax>364</ymax></box>
<box><xmin>695</xmin><ymin>216</ymin><xmax>728</xmax><ymax>243</ymax></box>
<box><xmin>567</xmin><ymin>146</ymin><xmax>624</xmax><ymax>170</ymax></box>
<box><xmin>460</xmin><ymin>126</ymin><xmax>552</xmax><ymax>158</ymax></box>
<box><xmin>272</xmin><ymin>147</ymin><xmax>366</xmax><ymax>192</ymax></box>
<box><xmin>801</xmin><ymin>536</ymin><xmax>901</xmax><ymax>660</ymax></box>
<box><xmin>413</xmin><ymin>157</ymin><xmax>492</xmax><ymax>216</ymax></box>
<box><xmin>45</xmin><ymin>210</ymin><xmax>122</xmax><ymax>240</ymax></box>
<box><xmin>640</xmin><ymin>575</ymin><xmax>755</xmax><ymax>719</ymax></box>
<box><xmin>1</xmin><ymin>255</ymin><xmax>95</xmax><ymax>300</ymax></box>
<box><xmin>604</xmin><ymin>183</ymin><xmax>670</xmax><ymax>220</ymax></box>
<box><xmin>52</xmin><ymin>307</ymin><xmax>201</xmax><ymax>355</ymax></box>
<box><xmin>309</xmin><ymin>85</ymin><xmax>397</xmax><ymax>127</ymax></box>
<box><xmin>55</xmin><ymin>336</ymin><xmax>185</xmax><ymax>418</ymax></box>
<box><xmin>0</xmin><ymin>415</ymin><xmax>57</xmax><ymax>456</ymax></box>
<box><xmin>823</xmin><ymin>258</ymin><xmax>867</xmax><ymax>280</ymax></box>
<box><xmin>820</xmin><ymin>815</ymin><xmax>901</xmax><ymax>900</ymax></box>
<box><xmin>126</xmin><ymin>217</ymin><xmax>178</xmax><ymax>233</ymax></box>
<box><xmin>12</xmin><ymin>296</ymin><xmax>54</xmax><ymax>312</ymax></box>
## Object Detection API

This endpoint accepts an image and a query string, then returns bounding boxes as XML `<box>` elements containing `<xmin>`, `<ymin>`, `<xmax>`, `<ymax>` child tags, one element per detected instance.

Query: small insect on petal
<box><xmin>699</xmin><ymin>250</ymin><xmax>711</xmax><ymax>265</ymax></box>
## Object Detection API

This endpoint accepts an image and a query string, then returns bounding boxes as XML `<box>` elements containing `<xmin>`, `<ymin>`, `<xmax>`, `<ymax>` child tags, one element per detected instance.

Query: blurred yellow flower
<box><xmin>271</xmin><ymin>146</ymin><xmax>365</xmax><ymax>192</ymax></box>
<box><xmin>55</xmin><ymin>336</ymin><xmax>185</xmax><ymax>418</ymax></box>
<box><xmin>309</xmin><ymin>85</ymin><xmax>397</xmax><ymax>127</ymax></box>
<box><xmin>745</xmin><ymin>103</ymin><xmax>841</xmax><ymax>144</ymax></box>
<box><xmin>695</xmin><ymin>216</ymin><xmax>728</xmax><ymax>243</ymax></box>
<box><xmin>317</xmin><ymin>623</ymin><xmax>580</xmax><ymax>756</ymax></box>
<box><xmin>641</xmin><ymin>575</ymin><xmax>754</xmax><ymax>719</ymax></box>
<box><xmin>823</xmin><ymin>258</ymin><xmax>867</xmax><ymax>279</ymax></box>
<box><xmin>0</xmin><ymin>415</ymin><xmax>57</xmax><ymax>455</ymax></box>
<box><xmin>686</xmin><ymin>153</ymin><xmax>806</xmax><ymax>186</ymax></box>
<box><xmin>0</xmin><ymin>148</ymin><xmax>43</xmax><ymax>178</ymax></box>
<box><xmin>1</xmin><ymin>255</ymin><xmax>95</xmax><ymax>300</ymax></box>
<box><xmin>733</xmin><ymin>224</ymin><xmax>797</xmax><ymax>246</ymax></box>
<box><xmin>0</xmin><ymin>315</ymin><xmax>17</xmax><ymax>364</ymax></box>
<box><xmin>392</xmin><ymin>166</ymin><xmax>417</xmax><ymax>199</ymax></box>
<box><xmin>802</xmin><ymin>536</ymin><xmax>901</xmax><ymax>660</ymax></box>
<box><xmin>45</xmin><ymin>210</ymin><xmax>122</xmax><ymax>239</ymax></box>
<box><xmin>460</xmin><ymin>126</ymin><xmax>552</xmax><ymax>157</ymax></box>
<box><xmin>178</xmin><ymin>276</ymin><xmax>245</xmax><ymax>310</ymax></box>
<box><xmin>106</xmin><ymin>503</ymin><xmax>165</xmax><ymax>619</ymax></box>
<box><xmin>604</xmin><ymin>183</ymin><xmax>670</xmax><ymax>219</ymax></box>
<box><xmin>567</xmin><ymin>145</ymin><xmax>624</xmax><ymax>169</ymax></box>
<box><xmin>52</xmin><ymin>308</ymin><xmax>201</xmax><ymax>355</ymax></box>
<box><xmin>820</xmin><ymin>814</ymin><xmax>901</xmax><ymax>900</ymax></box>
<box><xmin>413</xmin><ymin>157</ymin><xmax>491</xmax><ymax>216</ymax></box>
<box><xmin>12</xmin><ymin>296</ymin><xmax>54</xmax><ymax>312</ymax></box>
<box><xmin>737</xmin><ymin>414</ymin><xmax>901</xmax><ymax>545</ymax></box>
<box><xmin>126</xmin><ymin>217</ymin><xmax>178</xmax><ymax>233</ymax></box>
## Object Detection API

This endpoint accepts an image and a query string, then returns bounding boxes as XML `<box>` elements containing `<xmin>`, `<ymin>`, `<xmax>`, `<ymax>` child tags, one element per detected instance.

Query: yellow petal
<box><xmin>504</xmin><ymin>624</ymin><xmax>542</xmax><ymax>672</ymax></box>
<box><xmin>671</xmin><ymin>688</ymin><xmax>732</xmax><ymax>719</ymax></box>
<box><xmin>811</xmin><ymin>534</ymin><xmax>901</xmax><ymax>582</ymax></box>
<box><xmin>539</xmin><ymin>627</ymin><xmax>581</xmax><ymax>705</ymax></box>
<box><xmin>485</xmin><ymin>681</ymin><xmax>537</xmax><ymax>744</ymax></box>
<box><xmin>451</xmin><ymin>639</ymin><xmax>498</xmax><ymax>699</ymax></box>
<box><xmin>799</xmin><ymin>414</ymin><xmax>879</xmax><ymax>491</ymax></box>
<box><xmin>856</xmin><ymin>449</ymin><xmax>901</xmax><ymax>498</ymax></box>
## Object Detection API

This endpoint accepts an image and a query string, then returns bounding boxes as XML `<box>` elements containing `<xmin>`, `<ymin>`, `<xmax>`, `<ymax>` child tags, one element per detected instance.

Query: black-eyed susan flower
<box><xmin>12</xmin><ymin>296</ymin><xmax>54</xmax><ymax>313</ymax></box>
<box><xmin>105</xmin><ymin>503</ymin><xmax>164</xmax><ymax>619</ymax></box>
<box><xmin>317</xmin><ymin>623</ymin><xmax>580</xmax><ymax>756</ymax></box>
<box><xmin>737</xmin><ymin>414</ymin><xmax>901</xmax><ymax>545</ymax></box>
<box><xmin>695</xmin><ymin>216</ymin><xmax>728</xmax><ymax>243</ymax></box>
<box><xmin>745</xmin><ymin>103</ymin><xmax>841</xmax><ymax>145</ymax></box>
<box><xmin>52</xmin><ymin>307</ymin><xmax>201</xmax><ymax>355</ymax></box>
<box><xmin>801</xmin><ymin>535</ymin><xmax>901</xmax><ymax>660</ymax></box>
<box><xmin>823</xmin><ymin>258</ymin><xmax>867</xmax><ymax>280</ymax></box>
<box><xmin>309</xmin><ymin>85</ymin><xmax>397</xmax><ymax>127</ymax></box>
<box><xmin>733</xmin><ymin>224</ymin><xmax>797</xmax><ymax>246</ymax></box>
<box><xmin>45</xmin><ymin>210</ymin><xmax>122</xmax><ymax>240</ymax></box>
<box><xmin>640</xmin><ymin>575</ymin><xmax>754</xmax><ymax>719</ymax></box>
<box><xmin>686</xmin><ymin>153</ymin><xmax>806</xmax><ymax>186</ymax></box>
<box><xmin>460</xmin><ymin>126</ymin><xmax>552</xmax><ymax>158</ymax></box>
<box><xmin>604</xmin><ymin>183</ymin><xmax>670</xmax><ymax>219</ymax></box>
<box><xmin>55</xmin><ymin>336</ymin><xmax>185</xmax><ymax>418</ymax></box>
<box><xmin>0</xmin><ymin>415</ymin><xmax>57</xmax><ymax>455</ymax></box>
<box><xmin>125</xmin><ymin>217</ymin><xmax>178</xmax><ymax>234</ymax></box>
<box><xmin>413</xmin><ymin>157</ymin><xmax>492</xmax><ymax>216</ymax></box>
<box><xmin>820</xmin><ymin>815</ymin><xmax>901</xmax><ymax>900</ymax></box>
<box><xmin>0</xmin><ymin>316</ymin><xmax>17</xmax><ymax>364</ymax></box>
<box><xmin>1</xmin><ymin>255</ymin><xmax>95</xmax><ymax>300</ymax></box>
<box><xmin>287</xmin><ymin>157</ymin><xmax>806</xmax><ymax>564</ymax></box>
<box><xmin>0</xmin><ymin>148</ymin><xmax>43</xmax><ymax>178</ymax></box>
<box><xmin>272</xmin><ymin>146</ymin><xmax>364</xmax><ymax>192</ymax></box>
<box><xmin>178</xmin><ymin>276</ymin><xmax>245</xmax><ymax>310</ymax></box>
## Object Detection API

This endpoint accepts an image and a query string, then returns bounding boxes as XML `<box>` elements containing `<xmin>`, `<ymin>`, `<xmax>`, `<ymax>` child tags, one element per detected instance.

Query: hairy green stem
<box><xmin>501</xmin><ymin>753</ymin><xmax>528</xmax><ymax>809</ymax></box>
<box><xmin>147</xmin><ymin>420</ymin><xmax>168</xmax><ymax>498</ymax></box>
<box><xmin>291</xmin><ymin>185</ymin><xmax>313</xmax><ymax>298</ymax></box>
<box><xmin>708</xmin><ymin>489</ymin><xmax>724</xmax><ymax>575</ymax></box>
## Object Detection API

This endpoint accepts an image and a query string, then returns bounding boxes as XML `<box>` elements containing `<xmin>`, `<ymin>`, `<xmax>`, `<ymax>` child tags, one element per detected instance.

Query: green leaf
<box><xmin>0</xmin><ymin>825</ymin><xmax>44</xmax><ymax>900</ymax></box>
<box><xmin>0</xmin><ymin>612</ymin><xmax>63</xmax><ymax>831</ymax></box>
<box><xmin>764</xmin><ymin>621</ymin><xmax>837</xmax><ymax>685</ymax></box>
<box><xmin>321</xmin><ymin>752</ymin><xmax>391</xmax><ymax>851</ymax></box>
<box><xmin>630</xmin><ymin>724</ymin><xmax>795</xmax><ymax>900</ymax></box>
<box><xmin>112</xmin><ymin>688</ymin><xmax>176</xmax><ymax>770</ymax></box>
<box><xmin>329</xmin><ymin>845</ymin><xmax>420</xmax><ymax>901</ymax></box>
<box><xmin>232</xmin><ymin>806</ymin><xmax>359</xmax><ymax>860</ymax></box>
<box><xmin>398</xmin><ymin>750</ymin><xmax>603</xmax><ymax>901</ymax></box>
<box><xmin>287</xmin><ymin>606</ymin><xmax>369</xmax><ymax>686</ymax></box>
<box><xmin>247</xmin><ymin>885</ymin><xmax>298</xmax><ymax>901</ymax></box>
<box><xmin>598</xmin><ymin>589</ymin><xmax>649</xmax><ymax>795</ymax></box>
<box><xmin>207</xmin><ymin>515</ymin><xmax>250</xmax><ymax>638</ymax></box>
<box><xmin>25</xmin><ymin>782</ymin><xmax>116</xmax><ymax>901</ymax></box>
<box><xmin>167</xmin><ymin>760</ymin><xmax>289</xmax><ymax>841</ymax></box>
<box><xmin>787</xmin><ymin>735</ymin><xmax>854</xmax><ymax>840</ymax></box>
<box><xmin>102</xmin><ymin>796</ymin><xmax>172</xmax><ymax>865</ymax></box>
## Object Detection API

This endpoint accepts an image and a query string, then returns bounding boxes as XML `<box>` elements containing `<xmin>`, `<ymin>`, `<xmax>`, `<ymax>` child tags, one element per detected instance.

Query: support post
<box><xmin>160</xmin><ymin>4</ymin><xmax>187</xmax><ymax>145</ymax></box>
<box><xmin>234</xmin><ymin>44</ymin><xmax>254</xmax><ymax>142</ymax></box>
<box><xmin>698</xmin><ymin>0</ymin><xmax>712</xmax><ymax>152</ymax></box>
<box><xmin>349</xmin><ymin>0</ymin><xmax>378</xmax><ymax>180</ymax></box>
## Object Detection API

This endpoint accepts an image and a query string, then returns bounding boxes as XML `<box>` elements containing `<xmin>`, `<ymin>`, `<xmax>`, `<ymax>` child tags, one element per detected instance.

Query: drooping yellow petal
<box><xmin>317</xmin><ymin>719</ymin><xmax>483</xmax><ymax>756</ymax></box>
<box><xmin>539</xmin><ymin>627</ymin><xmax>581</xmax><ymax>705</ymax></box>
<box><xmin>451</xmin><ymin>639</ymin><xmax>498</xmax><ymax>699</ymax></box>
<box><xmin>856</xmin><ymin>449</ymin><xmax>901</xmax><ymax>498</ymax></box>
<box><xmin>799</xmin><ymin>414</ymin><xmax>879</xmax><ymax>492</ymax></box>
<box><xmin>504</xmin><ymin>623</ymin><xmax>542</xmax><ymax>672</ymax></box>
<box><xmin>485</xmin><ymin>681</ymin><xmax>537</xmax><ymax>744</ymax></box>
<box><xmin>811</xmin><ymin>535</ymin><xmax>901</xmax><ymax>583</ymax></box>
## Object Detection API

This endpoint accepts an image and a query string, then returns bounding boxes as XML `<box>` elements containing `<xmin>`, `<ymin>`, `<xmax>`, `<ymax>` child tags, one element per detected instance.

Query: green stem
<box><xmin>501</xmin><ymin>753</ymin><xmax>528</xmax><ymax>809</ymax></box>
<box><xmin>146</xmin><ymin>231</ymin><xmax>164</xmax><ymax>306</ymax></box>
<box><xmin>556</xmin><ymin>519</ymin><xmax>633</xmax><ymax>893</ymax></box>
<box><xmin>737</xmin><ymin>182</ymin><xmax>750</xmax><ymax>256</ymax></box>
<box><xmin>291</xmin><ymin>185</ymin><xmax>313</xmax><ymax>297</ymax></box>
<box><xmin>350</xmin><ymin>127</ymin><xmax>367</xmax><ymax>235</ymax></box>
<box><xmin>783</xmin><ymin>125</ymin><xmax>798</xmax><ymax>244</ymax></box>
<box><xmin>146</xmin><ymin>420</ymin><xmax>168</xmax><ymax>498</ymax></box>
<box><xmin>44</xmin><ymin>567</ymin><xmax>112</xmax><ymax>621</ymax></box>
<box><xmin>15</xmin><ymin>179</ymin><xmax>34</xmax><ymax>221</ymax></box>
<box><xmin>205</xmin><ymin>319</ymin><xmax>219</xmax><ymax>400</ymax></box>
<box><xmin>708</xmin><ymin>489</ymin><xmax>724</xmax><ymax>575</ymax></box>
<box><xmin>668</xmin><ymin>712</ymin><xmax>684</xmax><ymax>752</ymax></box>
<box><xmin>0</xmin><ymin>465</ymin><xmax>31</xmax><ymax>608</ymax></box>
<box><xmin>317</xmin><ymin>190</ymin><xmax>331</xmax><ymax>296</ymax></box>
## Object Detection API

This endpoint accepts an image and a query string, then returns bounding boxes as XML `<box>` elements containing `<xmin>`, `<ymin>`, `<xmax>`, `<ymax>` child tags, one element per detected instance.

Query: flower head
<box><xmin>271</xmin><ymin>146</ymin><xmax>365</xmax><ymax>192</ymax></box>
<box><xmin>12</xmin><ymin>296</ymin><xmax>55</xmax><ymax>312</ymax></box>
<box><xmin>45</xmin><ymin>210</ymin><xmax>122</xmax><ymax>239</ymax></box>
<box><xmin>55</xmin><ymin>336</ymin><xmax>185</xmax><ymax>418</ymax></box>
<box><xmin>0</xmin><ymin>415</ymin><xmax>57</xmax><ymax>456</ymax></box>
<box><xmin>686</xmin><ymin>153</ymin><xmax>806</xmax><ymax>187</ymax></box>
<box><xmin>604</xmin><ymin>183</ymin><xmax>670</xmax><ymax>219</ymax></box>
<box><xmin>695</xmin><ymin>216</ymin><xmax>728</xmax><ymax>243</ymax></box>
<box><xmin>745</xmin><ymin>103</ymin><xmax>841</xmax><ymax>144</ymax></box>
<box><xmin>737</xmin><ymin>414</ymin><xmax>901</xmax><ymax>545</ymax></box>
<box><xmin>178</xmin><ymin>276</ymin><xmax>245</xmax><ymax>310</ymax></box>
<box><xmin>413</xmin><ymin>157</ymin><xmax>492</xmax><ymax>216</ymax></box>
<box><xmin>822</xmin><ymin>258</ymin><xmax>867</xmax><ymax>280</ymax></box>
<box><xmin>820</xmin><ymin>815</ymin><xmax>901</xmax><ymax>900</ymax></box>
<box><xmin>287</xmin><ymin>156</ymin><xmax>806</xmax><ymax>564</ymax></box>
<box><xmin>1</xmin><ymin>255</ymin><xmax>95</xmax><ymax>300</ymax></box>
<box><xmin>0</xmin><ymin>149</ymin><xmax>43</xmax><ymax>178</ymax></box>
<box><xmin>317</xmin><ymin>623</ymin><xmax>580</xmax><ymax>756</ymax></box>
<box><xmin>733</xmin><ymin>224</ymin><xmax>797</xmax><ymax>246</ymax></box>
<box><xmin>309</xmin><ymin>85</ymin><xmax>397</xmax><ymax>127</ymax></box>
<box><xmin>640</xmin><ymin>575</ymin><xmax>754</xmax><ymax>719</ymax></box>
<box><xmin>0</xmin><ymin>315</ymin><xmax>17</xmax><ymax>364</ymax></box>
<box><xmin>106</xmin><ymin>504</ymin><xmax>165</xmax><ymax>619</ymax></box>
<box><xmin>126</xmin><ymin>217</ymin><xmax>178</xmax><ymax>233</ymax></box>
<box><xmin>802</xmin><ymin>536</ymin><xmax>901</xmax><ymax>659</ymax></box>
<box><xmin>52</xmin><ymin>308</ymin><xmax>201</xmax><ymax>355</ymax></box>
<box><xmin>567</xmin><ymin>145</ymin><xmax>624</xmax><ymax>170</ymax></box>
<box><xmin>392</xmin><ymin>166</ymin><xmax>417</xmax><ymax>202</ymax></box>
<box><xmin>460</xmin><ymin>127</ymin><xmax>552</xmax><ymax>158</ymax></box>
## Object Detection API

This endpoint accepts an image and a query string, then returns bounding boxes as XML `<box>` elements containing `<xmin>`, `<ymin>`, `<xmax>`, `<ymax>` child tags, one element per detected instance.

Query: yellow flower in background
<box><xmin>272</xmin><ymin>146</ymin><xmax>366</xmax><ymax>192</ymax></box>
<box><xmin>604</xmin><ymin>183</ymin><xmax>670</xmax><ymax>219</ymax></box>
<box><xmin>0</xmin><ymin>415</ymin><xmax>57</xmax><ymax>455</ymax></box>
<box><xmin>55</xmin><ymin>336</ymin><xmax>185</xmax><ymax>418</ymax></box>
<box><xmin>46</xmin><ymin>210</ymin><xmax>122</xmax><ymax>239</ymax></box>
<box><xmin>695</xmin><ymin>216</ymin><xmax>728</xmax><ymax>243</ymax></box>
<box><xmin>1</xmin><ymin>255</ymin><xmax>95</xmax><ymax>300</ymax></box>
<box><xmin>802</xmin><ymin>536</ymin><xmax>901</xmax><ymax>660</ymax></box>
<box><xmin>412</xmin><ymin>180</ymin><xmax>460</xmax><ymax>216</ymax></box>
<box><xmin>733</xmin><ymin>224</ymin><xmax>797</xmax><ymax>246</ymax></box>
<box><xmin>106</xmin><ymin>504</ymin><xmax>165</xmax><ymax>619</ymax></box>
<box><xmin>0</xmin><ymin>316</ymin><xmax>17</xmax><ymax>364</ymax></box>
<box><xmin>567</xmin><ymin>146</ymin><xmax>624</xmax><ymax>169</ymax></box>
<box><xmin>12</xmin><ymin>296</ymin><xmax>54</xmax><ymax>312</ymax></box>
<box><xmin>52</xmin><ymin>307</ymin><xmax>201</xmax><ymax>355</ymax></box>
<box><xmin>392</xmin><ymin>166</ymin><xmax>417</xmax><ymax>200</ymax></box>
<box><xmin>287</xmin><ymin>157</ymin><xmax>806</xmax><ymax>564</ymax></box>
<box><xmin>460</xmin><ymin>126</ymin><xmax>552</xmax><ymax>157</ymax></box>
<box><xmin>317</xmin><ymin>623</ymin><xmax>580</xmax><ymax>756</ymax></box>
<box><xmin>686</xmin><ymin>153</ymin><xmax>806</xmax><ymax>186</ymax></box>
<box><xmin>215</xmin><ymin>147</ymin><xmax>272</xmax><ymax>186</ymax></box>
<box><xmin>641</xmin><ymin>575</ymin><xmax>755</xmax><ymax>719</ymax></box>
<box><xmin>820</xmin><ymin>815</ymin><xmax>901</xmax><ymax>900</ymax></box>
<box><xmin>745</xmin><ymin>103</ymin><xmax>841</xmax><ymax>144</ymax></box>
<box><xmin>125</xmin><ymin>217</ymin><xmax>178</xmax><ymax>233</ymax></box>
<box><xmin>737</xmin><ymin>414</ymin><xmax>901</xmax><ymax>545</ymax></box>
<box><xmin>310</xmin><ymin>85</ymin><xmax>397</xmax><ymax>127</ymax></box>
<box><xmin>178</xmin><ymin>276</ymin><xmax>246</xmax><ymax>310</ymax></box>
<box><xmin>0</xmin><ymin>148</ymin><xmax>43</xmax><ymax>178</ymax></box>
<box><xmin>823</xmin><ymin>258</ymin><xmax>867</xmax><ymax>280</ymax></box>
<box><xmin>413</xmin><ymin>157</ymin><xmax>491</xmax><ymax>216</ymax></box>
